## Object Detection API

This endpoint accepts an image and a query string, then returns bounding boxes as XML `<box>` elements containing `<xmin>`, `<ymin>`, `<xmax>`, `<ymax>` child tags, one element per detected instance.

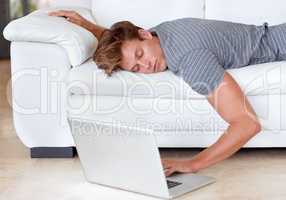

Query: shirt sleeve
<box><xmin>179</xmin><ymin>49</ymin><xmax>225</xmax><ymax>96</ymax></box>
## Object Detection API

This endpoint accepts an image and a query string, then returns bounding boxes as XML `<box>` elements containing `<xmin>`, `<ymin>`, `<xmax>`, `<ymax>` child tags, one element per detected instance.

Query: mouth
<box><xmin>153</xmin><ymin>59</ymin><xmax>157</xmax><ymax>72</ymax></box>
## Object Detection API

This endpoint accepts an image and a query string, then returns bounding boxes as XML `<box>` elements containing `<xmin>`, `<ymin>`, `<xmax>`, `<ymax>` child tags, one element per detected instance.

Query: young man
<box><xmin>48</xmin><ymin>10</ymin><xmax>279</xmax><ymax>177</ymax></box>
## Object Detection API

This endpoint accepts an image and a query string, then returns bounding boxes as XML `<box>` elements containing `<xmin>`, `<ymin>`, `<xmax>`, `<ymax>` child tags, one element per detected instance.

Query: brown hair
<box><xmin>93</xmin><ymin>21</ymin><xmax>143</xmax><ymax>76</ymax></box>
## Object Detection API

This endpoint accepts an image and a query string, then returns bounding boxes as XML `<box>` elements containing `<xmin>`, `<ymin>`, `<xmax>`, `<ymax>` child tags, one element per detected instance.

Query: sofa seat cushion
<box><xmin>67</xmin><ymin>94</ymin><xmax>285</xmax><ymax>132</ymax></box>
<box><xmin>67</xmin><ymin>59</ymin><xmax>286</xmax><ymax>99</ymax></box>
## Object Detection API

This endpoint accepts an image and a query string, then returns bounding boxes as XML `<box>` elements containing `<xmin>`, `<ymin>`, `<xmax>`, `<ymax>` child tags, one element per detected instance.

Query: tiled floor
<box><xmin>1</xmin><ymin>59</ymin><xmax>286</xmax><ymax>200</ymax></box>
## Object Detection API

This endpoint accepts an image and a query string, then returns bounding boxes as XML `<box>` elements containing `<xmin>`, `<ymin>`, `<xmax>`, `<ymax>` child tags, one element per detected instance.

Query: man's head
<box><xmin>94</xmin><ymin>21</ymin><xmax>167</xmax><ymax>76</ymax></box>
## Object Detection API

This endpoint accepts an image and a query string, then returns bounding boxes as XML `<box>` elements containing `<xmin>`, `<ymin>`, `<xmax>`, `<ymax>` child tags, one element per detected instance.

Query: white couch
<box><xmin>4</xmin><ymin>0</ymin><xmax>286</xmax><ymax>157</ymax></box>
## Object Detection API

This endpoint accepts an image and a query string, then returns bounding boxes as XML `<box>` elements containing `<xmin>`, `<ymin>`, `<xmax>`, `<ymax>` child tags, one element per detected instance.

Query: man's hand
<box><xmin>48</xmin><ymin>10</ymin><xmax>88</xmax><ymax>27</ymax></box>
<box><xmin>162</xmin><ymin>159</ymin><xmax>199</xmax><ymax>177</ymax></box>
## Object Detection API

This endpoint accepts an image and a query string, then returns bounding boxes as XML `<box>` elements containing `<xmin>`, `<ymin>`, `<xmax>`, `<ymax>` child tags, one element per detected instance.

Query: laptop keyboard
<box><xmin>166</xmin><ymin>180</ymin><xmax>182</xmax><ymax>189</ymax></box>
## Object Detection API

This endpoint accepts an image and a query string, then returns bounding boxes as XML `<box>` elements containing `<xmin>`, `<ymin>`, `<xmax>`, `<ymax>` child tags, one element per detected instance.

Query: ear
<box><xmin>138</xmin><ymin>29</ymin><xmax>153</xmax><ymax>40</ymax></box>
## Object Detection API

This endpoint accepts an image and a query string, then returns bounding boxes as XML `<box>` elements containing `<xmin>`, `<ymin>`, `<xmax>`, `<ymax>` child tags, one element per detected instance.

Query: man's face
<box><xmin>120</xmin><ymin>29</ymin><xmax>167</xmax><ymax>74</ymax></box>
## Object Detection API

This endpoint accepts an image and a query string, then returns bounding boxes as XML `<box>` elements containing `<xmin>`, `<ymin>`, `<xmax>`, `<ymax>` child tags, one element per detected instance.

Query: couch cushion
<box><xmin>205</xmin><ymin>0</ymin><xmax>286</xmax><ymax>25</ymax></box>
<box><xmin>67</xmin><ymin>59</ymin><xmax>286</xmax><ymax>99</ymax></box>
<box><xmin>67</xmin><ymin>59</ymin><xmax>194</xmax><ymax>99</ymax></box>
<box><xmin>3</xmin><ymin>6</ymin><xmax>98</xmax><ymax>67</ymax></box>
<box><xmin>67</xmin><ymin>94</ymin><xmax>285</xmax><ymax>133</ymax></box>
<box><xmin>91</xmin><ymin>0</ymin><xmax>205</xmax><ymax>29</ymax></box>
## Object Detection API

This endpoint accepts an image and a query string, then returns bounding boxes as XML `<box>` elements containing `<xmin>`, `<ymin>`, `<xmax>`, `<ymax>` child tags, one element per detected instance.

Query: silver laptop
<box><xmin>68</xmin><ymin>117</ymin><xmax>216</xmax><ymax>199</ymax></box>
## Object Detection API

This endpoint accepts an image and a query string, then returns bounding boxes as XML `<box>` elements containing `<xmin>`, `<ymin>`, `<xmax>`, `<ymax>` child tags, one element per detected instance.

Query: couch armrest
<box><xmin>10</xmin><ymin>41</ymin><xmax>74</xmax><ymax>147</ymax></box>
<box><xmin>3</xmin><ymin>6</ymin><xmax>98</xmax><ymax>67</ymax></box>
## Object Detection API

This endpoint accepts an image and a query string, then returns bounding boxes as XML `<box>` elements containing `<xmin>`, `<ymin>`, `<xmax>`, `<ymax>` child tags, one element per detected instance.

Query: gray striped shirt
<box><xmin>149</xmin><ymin>18</ymin><xmax>275</xmax><ymax>95</ymax></box>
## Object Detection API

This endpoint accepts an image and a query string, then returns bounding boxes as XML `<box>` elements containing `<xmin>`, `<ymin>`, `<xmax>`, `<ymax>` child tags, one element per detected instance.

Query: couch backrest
<box><xmin>205</xmin><ymin>0</ymin><xmax>286</xmax><ymax>25</ymax></box>
<box><xmin>51</xmin><ymin>0</ymin><xmax>286</xmax><ymax>27</ymax></box>
<box><xmin>91</xmin><ymin>0</ymin><xmax>205</xmax><ymax>28</ymax></box>
<box><xmin>50</xmin><ymin>0</ymin><xmax>91</xmax><ymax>9</ymax></box>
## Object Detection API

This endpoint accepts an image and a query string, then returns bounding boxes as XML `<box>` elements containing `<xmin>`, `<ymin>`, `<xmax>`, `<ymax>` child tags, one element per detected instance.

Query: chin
<box><xmin>161</xmin><ymin>66</ymin><xmax>167</xmax><ymax>72</ymax></box>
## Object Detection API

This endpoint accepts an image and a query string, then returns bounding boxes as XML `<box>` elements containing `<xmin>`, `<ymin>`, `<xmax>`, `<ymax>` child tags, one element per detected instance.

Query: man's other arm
<box><xmin>48</xmin><ymin>10</ymin><xmax>107</xmax><ymax>40</ymax></box>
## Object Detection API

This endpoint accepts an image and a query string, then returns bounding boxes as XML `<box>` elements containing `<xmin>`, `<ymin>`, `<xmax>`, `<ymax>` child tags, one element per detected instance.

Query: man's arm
<box><xmin>48</xmin><ymin>10</ymin><xmax>107</xmax><ymax>40</ymax></box>
<box><xmin>163</xmin><ymin>72</ymin><xmax>262</xmax><ymax>176</ymax></box>
<box><xmin>85</xmin><ymin>21</ymin><xmax>107</xmax><ymax>41</ymax></box>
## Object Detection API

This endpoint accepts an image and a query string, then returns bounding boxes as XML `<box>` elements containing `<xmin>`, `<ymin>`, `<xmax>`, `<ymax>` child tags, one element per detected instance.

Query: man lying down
<box><xmin>49</xmin><ymin>10</ymin><xmax>286</xmax><ymax>177</ymax></box>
